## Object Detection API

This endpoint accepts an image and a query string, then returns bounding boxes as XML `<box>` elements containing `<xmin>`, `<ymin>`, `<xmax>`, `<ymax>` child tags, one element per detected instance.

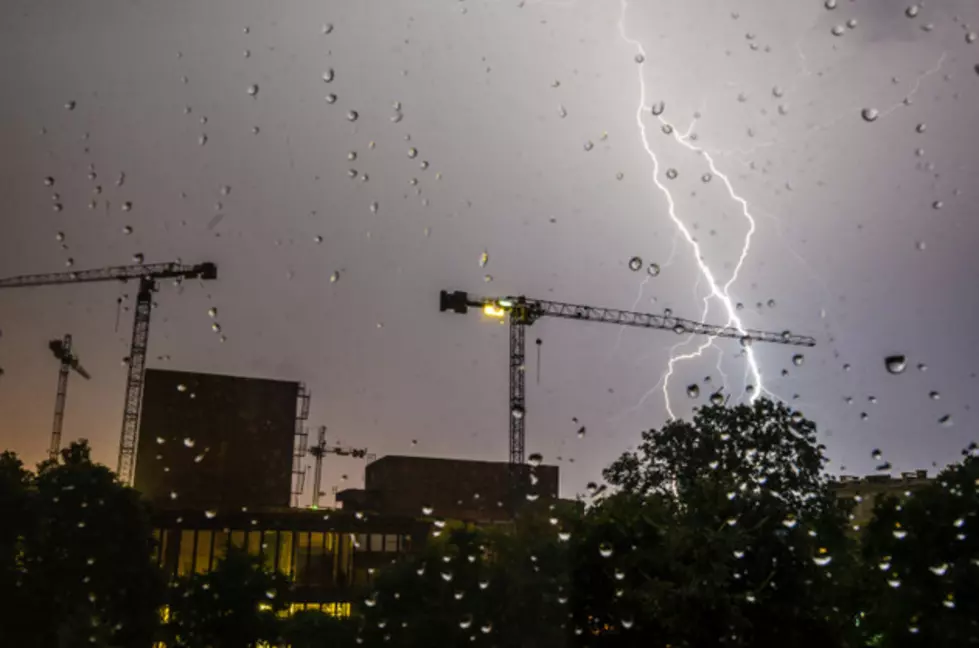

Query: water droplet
<box><xmin>893</xmin><ymin>529</ymin><xmax>907</xmax><ymax>539</ymax></box>
<box><xmin>198</xmin><ymin>134</ymin><xmax>208</xmax><ymax>146</ymax></box>
<box><xmin>792</xmin><ymin>354</ymin><xmax>804</xmax><ymax>367</ymax></box>
<box><xmin>511</xmin><ymin>406</ymin><xmax>524</xmax><ymax>420</ymax></box>
<box><xmin>938</xmin><ymin>414</ymin><xmax>952</xmax><ymax>427</ymax></box>
<box><xmin>647</xmin><ymin>262</ymin><xmax>660</xmax><ymax>277</ymax></box>
<box><xmin>407</xmin><ymin>147</ymin><xmax>418</xmax><ymax>159</ymax></box>
<box><xmin>813</xmin><ymin>555</ymin><xmax>832</xmax><ymax>566</ymax></box>
<box><xmin>133</xmin><ymin>253</ymin><xmax>145</xmax><ymax>264</ymax></box>
<box><xmin>528</xmin><ymin>453</ymin><xmax>542</xmax><ymax>467</ymax></box>
<box><xmin>370</xmin><ymin>201</ymin><xmax>378</xmax><ymax>214</ymax></box>
<box><xmin>967</xmin><ymin>32</ymin><xmax>977</xmax><ymax>44</ymax></box>
<box><xmin>650</xmin><ymin>101</ymin><xmax>665</xmax><ymax>116</ymax></box>
<box><xmin>905</xmin><ymin>4</ymin><xmax>920</xmax><ymax>18</ymax></box>
<box><xmin>44</xmin><ymin>176</ymin><xmax>55</xmax><ymax>186</ymax></box>
<box><xmin>325</xmin><ymin>93</ymin><xmax>337</xmax><ymax>104</ymax></box>
<box><xmin>628</xmin><ymin>256</ymin><xmax>643</xmax><ymax>271</ymax></box>
<box><xmin>53</xmin><ymin>203</ymin><xmax>63</xmax><ymax>212</ymax></box>
<box><xmin>701</xmin><ymin>172</ymin><xmax>712</xmax><ymax>183</ymax></box>
<box><xmin>65</xmin><ymin>100</ymin><xmax>76</xmax><ymax>111</ymax></box>
<box><xmin>322</xmin><ymin>68</ymin><xmax>335</xmax><ymax>83</ymax></box>
<box><xmin>598</xmin><ymin>542</ymin><xmax>613</xmax><ymax>558</ymax></box>
<box><xmin>121</xmin><ymin>201</ymin><xmax>133</xmax><ymax>212</ymax></box>
<box><xmin>421</xmin><ymin>505</ymin><xmax>433</xmax><ymax>515</ymax></box>
<box><xmin>831</xmin><ymin>24</ymin><xmax>846</xmax><ymax>36</ymax></box>
<box><xmin>634</xmin><ymin>53</ymin><xmax>645</xmax><ymax>63</ymax></box>
<box><xmin>583</xmin><ymin>140</ymin><xmax>594</xmax><ymax>152</ymax></box>
<box><xmin>846</xmin><ymin>18</ymin><xmax>858</xmax><ymax>28</ymax></box>
<box><xmin>661</xmin><ymin>124</ymin><xmax>673</xmax><ymax>134</ymax></box>
<box><xmin>183</xmin><ymin>437</ymin><xmax>195</xmax><ymax>448</ymax></box>
<box><xmin>314</xmin><ymin>235</ymin><xmax>324</xmax><ymax>244</ymax></box>
<box><xmin>929</xmin><ymin>563</ymin><xmax>948</xmax><ymax>576</ymax></box>
<box><xmin>665</xmin><ymin>168</ymin><xmax>678</xmax><ymax>179</ymax></box>
<box><xmin>346</xmin><ymin>110</ymin><xmax>359</xmax><ymax>122</ymax></box>
<box><xmin>686</xmin><ymin>384</ymin><xmax>700</xmax><ymax>399</ymax></box>
<box><xmin>885</xmin><ymin>355</ymin><xmax>907</xmax><ymax>374</ymax></box>
<box><xmin>330</xmin><ymin>271</ymin><xmax>340</xmax><ymax>283</ymax></box>
<box><xmin>861</xmin><ymin>108</ymin><xmax>879</xmax><ymax>122</ymax></box>
<box><xmin>932</xmin><ymin>200</ymin><xmax>943</xmax><ymax>210</ymax></box>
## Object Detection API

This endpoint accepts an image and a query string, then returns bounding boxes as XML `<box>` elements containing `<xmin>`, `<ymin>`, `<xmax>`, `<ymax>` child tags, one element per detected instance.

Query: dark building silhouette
<box><xmin>336</xmin><ymin>455</ymin><xmax>561</xmax><ymax>522</ymax></box>
<box><xmin>134</xmin><ymin>368</ymin><xmax>300</xmax><ymax>510</ymax></box>
<box><xmin>830</xmin><ymin>469</ymin><xmax>932</xmax><ymax>530</ymax></box>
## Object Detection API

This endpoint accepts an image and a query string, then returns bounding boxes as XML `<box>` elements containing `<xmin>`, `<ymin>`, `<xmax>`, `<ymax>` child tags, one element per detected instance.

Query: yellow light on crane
<box><xmin>483</xmin><ymin>303</ymin><xmax>506</xmax><ymax>318</ymax></box>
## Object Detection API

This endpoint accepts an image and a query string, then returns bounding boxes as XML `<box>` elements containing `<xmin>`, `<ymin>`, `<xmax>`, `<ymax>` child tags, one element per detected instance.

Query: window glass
<box><xmin>177</xmin><ymin>530</ymin><xmax>195</xmax><ymax>577</ymax></box>
<box><xmin>194</xmin><ymin>530</ymin><xmax>212</xmax><ymax>573</ymax></box>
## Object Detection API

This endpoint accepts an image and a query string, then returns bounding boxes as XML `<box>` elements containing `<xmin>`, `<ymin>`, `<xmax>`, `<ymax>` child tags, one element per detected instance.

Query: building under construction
<box><xmin>337</xmin><ymin>455</ymin><xmax>562</xmax><ymax>523</ymax></box>
<box><xmin>134</xmin><ymin>368</ymin><xmax>307</xmax><ymax>510</ymax></box>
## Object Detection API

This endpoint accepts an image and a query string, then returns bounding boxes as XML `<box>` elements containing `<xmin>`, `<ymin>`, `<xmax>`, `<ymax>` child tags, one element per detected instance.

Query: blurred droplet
<box><xmin>598</xmin><ymin>542</ymin><xmax>613</xmax><ymax>558</ymax></box>
<box><xmin>634</xmin><ymin>53</ymin><xmax>644</xmax><ymax>63</ymax></box>
<box><xmin>322</xmin><ymin>68</ymin><xmax>335</xmax><ymax>83</ymax></box>
<box><xmin>650</xmin><ymin>101</ymin><xmax>665</xmax><ymax>116</ymax></box>
<box><xmin>346</xmin><ymin>110</ymin><xmax>358</xmax><ymax>121</ymax></box>
<box><xmin>325</xmin><ymin>94</ymin><xmax>337</xmax><ymax>104</ymax></box>
<box><xmin>792</xmin><ymin>354</ymin><xmax>804</xmax><ymax>367</ymax></box>
<box><xmin>628</xmin><ymin>256</ymin><xmax>643</xmax><ymax>271</ymax></box>
<box><xmin>647</xmin><ymin>262</ymin><xmax>660</xmax><ymax>277</ymax></box>
<box><xmin>861</xmin><ymin>108</ymin><xmax>879</xmax><ymax>122</ymax></box>
<box><xmin>686</xmin><ymin>384</ymin><xmax>700</xmax><ymax>398</ymax></box>
<box><xmin>665</xmin><ymin>168</ymin><xmax>678</xmax><ymax>179</ymax></box>
<box><xmin>885</xmin><ymin>355</ymin><xmax>907</xmax><ymax>374</ymax></box>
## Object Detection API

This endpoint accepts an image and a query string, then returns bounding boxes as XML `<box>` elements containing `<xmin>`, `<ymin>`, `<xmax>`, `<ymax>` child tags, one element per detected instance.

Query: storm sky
<box><xmin>1</xmin><ymin>0</ymin><xmax>978</xmax><ymax>504</ymax></box>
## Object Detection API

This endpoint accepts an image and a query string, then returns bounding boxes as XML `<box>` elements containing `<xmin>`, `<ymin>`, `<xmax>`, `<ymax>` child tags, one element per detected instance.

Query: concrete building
<box><xmin>830</xmin><ymin>470</ymin><xmax>932</xmax><ymax>529</ymax></box>
<box><xmin>134</xmin><ymin>369</ymin><xmax>303</xmax><ymax>510</ymax></box>
<box><xmin>336</xmin><ymin>455</ymin><xmax>561</xmax><ymax>523</ymax></box>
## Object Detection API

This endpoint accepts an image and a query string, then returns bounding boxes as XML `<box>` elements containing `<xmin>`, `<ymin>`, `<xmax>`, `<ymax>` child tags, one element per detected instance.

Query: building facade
<box><xmin>151</xmin><ymin>507</ymin><xmax>429</xmax><ymax>614</ymax></box>
<box><xmin>830</xmin><ymin>470</ymin><xmax>932</xmax><ymax>530</ymax></box>
<box><xmin>336</xmin><ymin>455</ymin><xmax>561</xmax><ymax>523</ymax></box>
<box><xmin>135</xmin><ymin>369</ymin><xmax>302</xmax><ymax>510</ymax></box>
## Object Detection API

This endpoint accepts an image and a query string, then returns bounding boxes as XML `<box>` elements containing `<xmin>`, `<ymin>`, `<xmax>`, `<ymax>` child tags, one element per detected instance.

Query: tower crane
<box><xmin>0</xmin><ymin>261</ymin><xmax>218</xmax><ymax>484</ymax></box>
<box><xmin>438</xmin><ymin>290</ymin><xmax>817</xmax><ymax>501</ymax></box>
<box><xmin>47</xmin><ymin>334</ymin><xmax>91</xmax><ymax>461</ymax></box>
<box><xmin>307</xmin><ymin>425</ymin><xmax>372</xmax><ymax>509</ymax></box>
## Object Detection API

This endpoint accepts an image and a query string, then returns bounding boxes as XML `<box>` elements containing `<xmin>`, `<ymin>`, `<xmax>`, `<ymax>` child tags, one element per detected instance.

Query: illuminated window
<box><xmin>212</xmin><ymin>530</ymin><xmax>230</xmax><ymax>567</ymax></box>
<box><xmin>177</xmin><ymin>530</ymin><xmax>195</xmax><ymax>576</ymax></box>
<box><xmin>354</xmin><ymin>533</ymin><xmax>367</xmax><ymax>551</ymax></box>
<box><xmin>323</xmin><ymin>602</ymin><xmax>352</xmax><ymax>618</ymax></box>
<box><xmin>309</xmin><ymin>532</ymin><xmax>327</xmax><ymax>586</ymax></box>
<box><xmin>262</xmin><ymin>530</ymin><xmax>277</xmax><ymax>572</ymax></box>
<box><xmin>369</xmin><ymin>534</ymin><xmax>383</xmax><ymax>552</ymax></box>
<box><xmin>247</xmin><ymin>530</ymin><xmax>261</xmax><ymax>557</ymax></box>
<box><xmin>195</xmin><ymin>530</ymin><xmax>213</xmax><ymax>573</ymax></box>
<box><xmin>231</xmin><ymin>530</ymin><xmax>246</xmax><ymax>550</ymax></box>
<box><xmin>384</xmin><ymin>534</ymin><xmax>399</xmax><ymax>552</ymax></box>
<box><xmin>295</xmin><ymin>532</ymin><xmax>311</xmax><ymax>585</ymax></box>
<box><xmin>152</xmin><ymin>529</ymin><xmax>161</xmax><ymax>562</ymax></box>
<box><xmin>277</xmin><ymin>531</ymin><xmax>293</xmax><ymax>576</ymax></box>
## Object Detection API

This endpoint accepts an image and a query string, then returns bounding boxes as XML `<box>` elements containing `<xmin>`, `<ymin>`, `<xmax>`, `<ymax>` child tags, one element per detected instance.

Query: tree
<box><xmin>571</xmin><ymin>398</ymin><xmax>860</xmax><ymax>647</ymax></box>
<box><xmin>5</xmin><ymin>441</ymin><xmax>165</xmax><ymax>647</ymax></box>
<box><xmin>165</xmin><ymin>548</ymin><xmax>290</xmax><ymax>648</ymax></box>
<box><xmin>860</xmin><ymin>453</ymin><xmax>979</xmax><ymax>646</ymax></box>
<box><xmin>280</xmin><ymin>609</ymin><xmax>358</xmax><ymax>647</ymax></box>
<box><xmin>0</xmin><ymin>451</ymin><xmax>34</xmax><ymax>642</ymax></box>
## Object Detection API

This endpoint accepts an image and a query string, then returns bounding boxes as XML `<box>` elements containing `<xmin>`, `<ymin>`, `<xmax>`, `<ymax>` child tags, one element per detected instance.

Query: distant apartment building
<box><xmin>830</xmin><ymin>470</ymin><xmax>932</xmax><ymax>529</ymax></box>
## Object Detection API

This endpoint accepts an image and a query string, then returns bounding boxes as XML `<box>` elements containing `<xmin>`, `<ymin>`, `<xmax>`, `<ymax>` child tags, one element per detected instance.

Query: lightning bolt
<box><xmin>618</xmin><ymin>0</ymin><xmax>771</xmax><ymax>420</ymax></box>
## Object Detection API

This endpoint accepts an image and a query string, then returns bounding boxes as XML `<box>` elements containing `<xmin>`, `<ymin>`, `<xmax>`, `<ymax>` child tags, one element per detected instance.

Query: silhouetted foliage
<box><xmin>573</xmin><ymin>398</ymin><xmax>861</xmax><ymax>647</ymax></box>
<box><xmin>165</xmin><ymin>549</ymin><xmax>290</xmax><ymax>648</ymax></box>
<box><xmin>0</xmin><ymin>441</ymin><xmax>165</xmax><ymax>647</ymax></box>
<box><xmin>281</xmin><ymin>609</ymin><xmax>359</xmax><ymax>647</ymax></box>
<box><xmin>860</xmin><ymin>454</ymin><xmax>979</xmax><ymax>647</ymax></box>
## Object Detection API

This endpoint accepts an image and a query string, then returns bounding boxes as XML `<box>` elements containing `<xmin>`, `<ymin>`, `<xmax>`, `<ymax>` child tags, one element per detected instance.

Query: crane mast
<box><xmin>1</xmin><ymin>261</ymin><xmax>217</xmax><ymax>484</ymax></box>
<box><xmin>47</xmin><ymin>334</ymin><xmax>91</xmax><ymax>461</ymax></box>
<box><xmin>439</xmin><ymin>290</ymin><xmax>817</xmax><ymax>504</ymax></box>
<box><xmin>307</xmin><ymin>425</ymin><xmax>370</xmax><ymax>509</ymax></box>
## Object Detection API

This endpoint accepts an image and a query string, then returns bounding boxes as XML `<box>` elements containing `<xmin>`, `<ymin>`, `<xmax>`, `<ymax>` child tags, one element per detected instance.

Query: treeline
<box><xmin>1</xmin><ymin>398</ymin><xmax>977</xmax><ymax>647</ymax></box>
